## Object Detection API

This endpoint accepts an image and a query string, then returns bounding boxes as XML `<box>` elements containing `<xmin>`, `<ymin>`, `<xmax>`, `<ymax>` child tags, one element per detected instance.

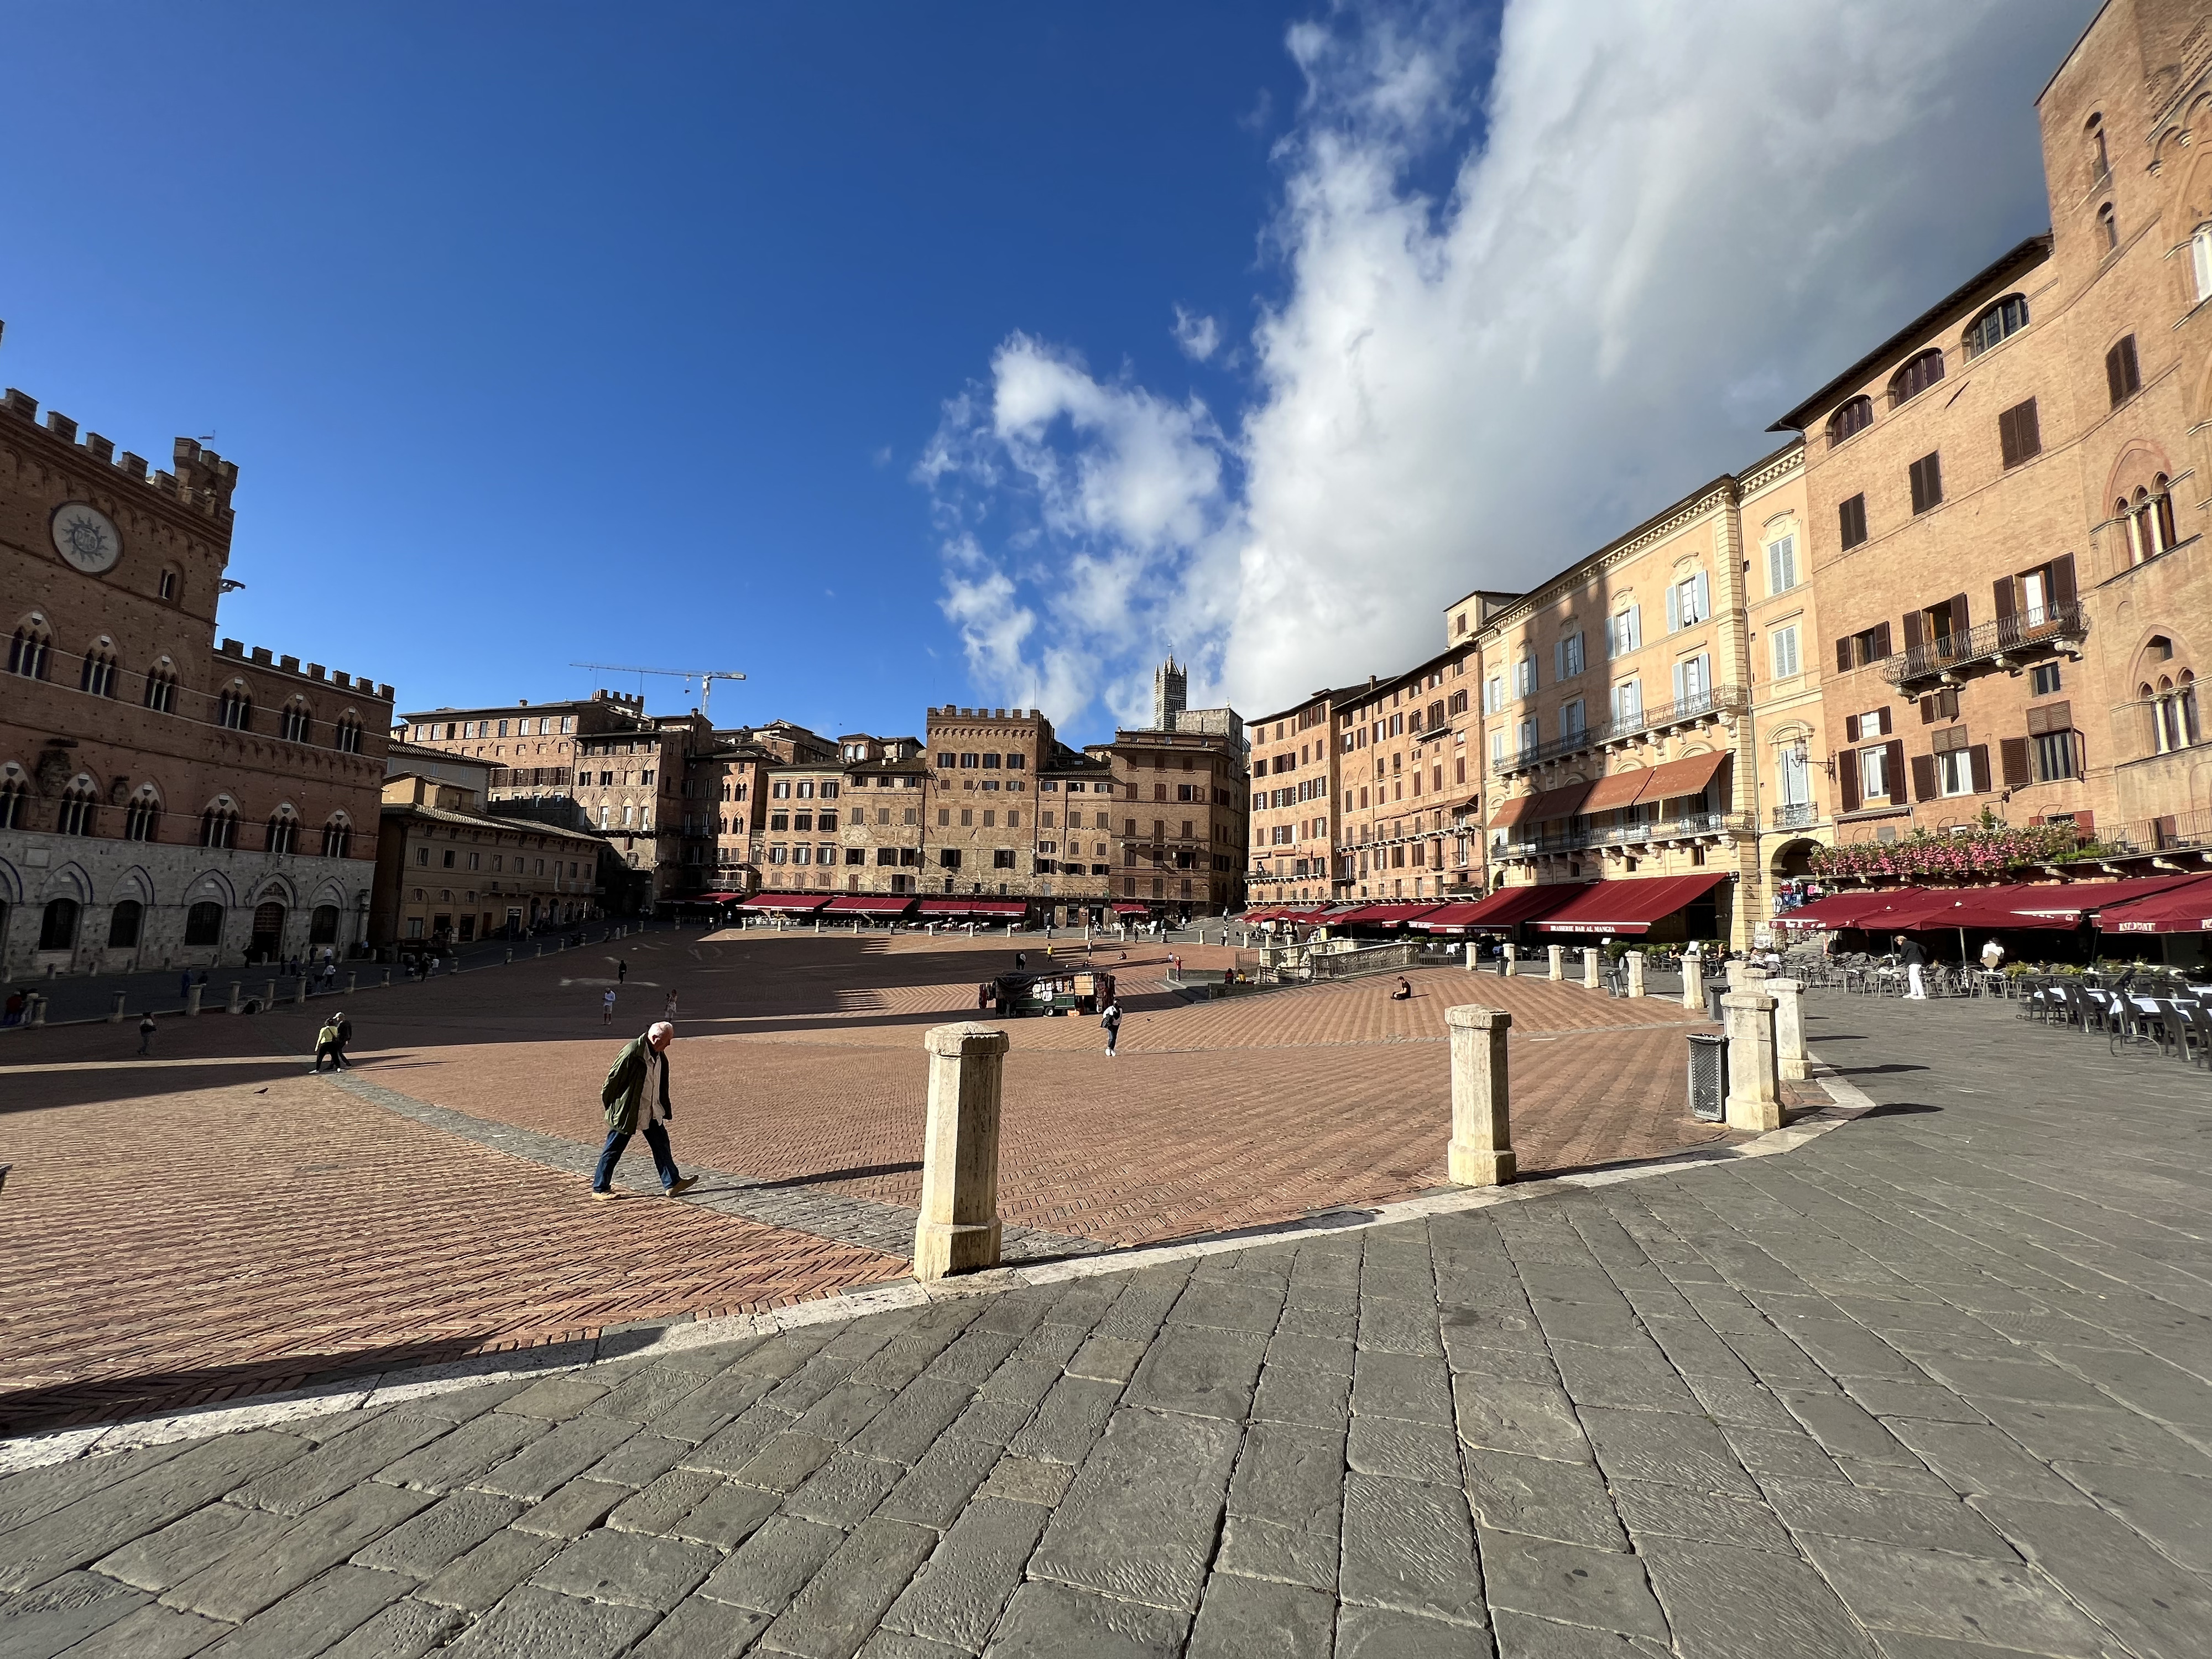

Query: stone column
<box><xmin>227</xmin><ymin>982</ymin><xmax>243</xmax><ymax>1014</ymax></box>
<box><xmin>109</xmin><ymin>992</ymin><xmax>127</xmax><ymax>1022</ymax></box>
<box><xmin>185</xmin><ymin>983</ymin><xmax>204</xmax><ymax>1017</ymax></box>
<box><xmin>262</xmin><ymin>979</ymin><xmax>276</xmax><ymax>1010</ymax></box>
<box><xmin>1682</xmin><ymin>954</ymin><xmax>1703</xmax><ymax>1011</ymax></box>
<box><xmin>1724</xmin><ymin>958</ymin><xmax>1746</xmax><ymax>992</ymax></box>
<box><xmin>1626</xmin><ymin>952</ymin><xmax>1646</xmax><ymax>998</ymax></box>
<box><xmin>1722</xmin><ymin>988</ymin><xmax>1781</xmax><ymax>1133</ymax></box>
<box><xmin>1465</xmin><ymin>941</ymin><xmax>1479</xmax><ymax>972</ymax></box>
<box><xmin>1447</xmin><ymin>1004</ymin><xmax>1515</xmax><ymax>1186</ymax></box>
<box><xmin>346</xmin><ymin>972</ymin><xmax>358</xmax><ymax>994</ymax></box>
<box><xmin>1582</xmin><ymin>948</ymin><xmax>1601</xmax><ymax>990</ymax></box>
<box><xmin>913</xmin><ymin>1022</ymin><xmax>1009</xmax><ymax>1281</ymax></box>
<box><xmin>380</xmin><ymin>968</ymin><xmax>393</xmax><ymax>988</ymax></box>
<box><xmin>504</xmin><ymin>948</ymin><xmax>513</xmax><ymax>965</ymax></box>
<box><xmin>28</xmin><ymin>995</ymin><xmax>46</xmax><ymax>1027</ymax></box>
<box><xmin>1768</xmin><ymin>978</ymin><xmax>1808</xmax><ymax>1081</ymax></box>
<box><xmin>1547</xmin><ymin>945</ymin><xmax>1564</xmax><ymax>980</ymax></box>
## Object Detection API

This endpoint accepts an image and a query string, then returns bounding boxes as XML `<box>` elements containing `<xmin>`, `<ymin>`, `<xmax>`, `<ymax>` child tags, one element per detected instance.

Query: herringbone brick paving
<box><xmin>0</xmin><ymin>929</ymin><xmax>1728</xmax><ymax>1434</ymax></box>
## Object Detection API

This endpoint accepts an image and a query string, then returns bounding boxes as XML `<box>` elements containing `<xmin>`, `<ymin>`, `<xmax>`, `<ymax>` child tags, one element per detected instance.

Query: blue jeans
<box><xmin>593</xmin><ymin>1119</ymin><xmax>678</xmax><ymax>1191</ymax></box>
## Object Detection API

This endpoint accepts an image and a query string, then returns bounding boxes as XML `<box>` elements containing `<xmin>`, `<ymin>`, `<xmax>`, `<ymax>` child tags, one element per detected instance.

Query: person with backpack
<box><xmin>312</xmin><ymin>1015</ymin><xmax>344</xmax><ymax>1072</ymax></box>
<box><xmin>1100</xmin><ymin>998</ymin><xmax>1122</xmax><ymax>1058</ymax></box>
<box><xmin>592</xmin><ymin>1020</ymin><xmax>697</xmax><ymax>1199</ymax></box>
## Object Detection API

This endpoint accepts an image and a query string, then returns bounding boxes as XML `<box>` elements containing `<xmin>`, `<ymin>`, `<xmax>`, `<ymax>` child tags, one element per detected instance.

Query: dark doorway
<box><xmin>107</xmin><ymin>900</ymin><xmax>143</xmax><ymax>948</ymax></box>
<box><xmin>39</xmin><ymin>898</ymin><xmax>79</xmax><ymax>952</ymax></box>
<box><xmin>250</xmin><ymin>901</ymin><xmax>285</xmax><ymax>962</ymax></box>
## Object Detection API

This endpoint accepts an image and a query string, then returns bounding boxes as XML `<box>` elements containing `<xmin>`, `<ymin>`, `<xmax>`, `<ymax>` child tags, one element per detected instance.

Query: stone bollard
<box><xmin>1547</xmin><ymin>945</ymin><xmax>1564</xmax><ymax>980</ymax></box>
<box><xmin>346</xmin><ymin>972</ymin><xmax>358</xmax><ymax>994</ymax></box>
<box><xmin>505</xmin><ymin>948</ymin><xmax>513</xmax><ymax>965</ymax></box>
<box><xmin>263</xmin><ymin>979</ymin><xmax>276</xmax><ymax>1010</ymax></box>
<box><xmin>226</xmin><ymin>982</ymin><xmax>242</xmax><ymax>1013</ymax></box>
<box><xmin>1582</xmin><ymin>948</ymin><xmax>1601</xmax><ymax>990</ymax></box>
<box><xmin>1768</xmin><ymin>978</ymin><xmax>1808</xmax><ymax>1082</ymax></box>
<box><xmin>1503</xmin><ymin>944</ymin><xmax>1517</xmax><ymax>978</ymax></box>
<box><xmin>536</xmin><ymin>942</ymin><xmax>545</xmax><ymax>958</ymax></box>
<box><xmin>1725</xmin><ymin>958</ymin><xmax>1746</xmax><ymax>992</ymax></box>
<box><xmin>1446</xmin><ymin>1005</ymin><xmax>1515</xmax><ymax>1187</ymax></box>
<box><xmin>109</xmin><ymin>992</ymin><xmax>127</xmax><ymax>1022</ymax></box>
<box><xmin>1722</xmin><ymin>988</ymin><xmax>1781</xmax><ymax>1133</ymax></box>
<box><xmin>1626</xmin><ymin>951</ymin><xmax>1646</xmax><ymax>998</ymax></box>
<box><xmin>28</xmin><ymin>995</ymin><xmax>46</xmax><ymax>1027</ymax></box>
<box><xmin>186</xmin><ymin>984</ymin><xmax>204</xmax><ymax>1017</ymax></box>
<box><xmin>380</xmin><ymin>968</ymin><xmax>393</xmax><ymax>988</ymax></box>
<box><xmin>1465</xmin><ymin>941</ymin><xmax>1479</xmax><ymax>972</ymax></box>
<box><xmin>1682</xmin><ymin>954</ymin><xmax>1703</xmax><ymax>1011</ymax></box>
<box><xmin>913</xmin><ymin>1022</ymin><xmax>1009</xmax><ymax>1281</ymax></box>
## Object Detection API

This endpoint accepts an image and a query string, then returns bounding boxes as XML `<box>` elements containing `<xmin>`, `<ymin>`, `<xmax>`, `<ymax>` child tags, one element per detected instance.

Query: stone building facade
<box><xmin>2</xmin><ymin>383</ymin><xmax>392</xmax><ymax>977</ymax></box>
<box><xmin>1104</xmin><ymin>726</ymin><xmax>1247</xmax><ymax>912</ymax></box>
<box><xmin>1245</xmin><ymin>687</ymin><xmax>1353</xmax><ymax>906</ymax></box>
<box><xmin>370</xmin><ymin>771</ymin><xmax>604</xmax><ymax>948</ymax></box>
<box><xmin>1337</xmin><ymin>646</ymin><xmax>1483</xmax><ymax>902</ymax></box>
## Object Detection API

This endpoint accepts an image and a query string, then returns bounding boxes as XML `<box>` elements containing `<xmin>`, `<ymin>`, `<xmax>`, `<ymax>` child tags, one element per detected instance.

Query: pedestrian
<box><xmin>603</xmin><ymin>987</ymin><xmax>618</xmax><ymax>1024</ymax></box>
<box><xmin>4</xmin><ymin>989</ymin><xmax>23</xmax><ymax>1027</ymax></box>
<box><xmin>1980</xmin><ymin>937</ymin><xmax>2006</xmax><ymax>972</ymax></box>
<box><xmin>1100</xmin><ymin>997</ymin><xmax>1122</xmax><ymax>1058</ymax></box>
<box><xmin>592</xmin><ymin>1020</ymin><xmax>697</xmax><ymax>1198</ymax></box>
<box><xmin>618</xmin><ymin>958</ymin><xmax>628</xmax><ymax>984</ymax></box>
<box><xmin>663</xmin><ymin>989</ymin><xmax>679</xmax><ymax>1019</ymax></box>
<box><xmin>1170</xmin><ymin>952</ymin><xmax>1181</xmax><ymax>979</ymax></box>
<box><xmin>178</xmin><ymin>969</ymin><xmax>193</xmax><ymax>1001</ymax></box>
<box><xmin>312</xmin><ymin>1015</ymin><xmax>343</xmax><ymax>1072</ymax></box>
<box><xmin>330</xmin><ymin>1010</ymin><xmax>352</xmax><ymax>1068</ymax></box>
<box><xmin>1896</xmin><ymin>933</ymin><xmax>1929</xmax><ymax>999</ymax></box>
<box><xmin>137</xmin><ymin>1012</ymin><xmax>157</xmax><ymax>1056</ymax></box>
<box><xmin>1014</xmin><ymin>951</ymin><xmax>1027</xmax><ymax>972</ymax></box>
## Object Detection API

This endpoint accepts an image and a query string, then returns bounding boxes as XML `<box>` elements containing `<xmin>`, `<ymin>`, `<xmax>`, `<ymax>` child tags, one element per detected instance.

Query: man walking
<box><xmin>618</xmin><ymin>958</ymin><xmax>628</xmax><ymax>984</ymax></box>
<box><xmin>593</xmin><ymin>1020</ymin><xmax>697</xmax><ymax>1199</ymax></box>
<box><xmin>1896</xmin><ymin>933</ymin><xmax>1930</xmax><ymax>1000</ymax></box>
<box><xmin>137</xmin><ymin>1012</ymin><xmax>157</xmax><ymax>1056</ymax></box>
<box><xmin>1101</xmin><ymin>997</ymin><xmax>1122</xmax><ymax>1058</ymax></box>
<box><xmin>329</xmin><ymin>1010</ymin><xmax>352</xmax><ymax>1068</ymax></box>
<box><xmin>603</xmin><ymin>987</ymin><xmax>618</xmax><ymax>1024</ymax></box>
<box><xmin>312</xmin><ymin>1015</ymin><xmax>343</xmax><ymax>1072</ymax></box>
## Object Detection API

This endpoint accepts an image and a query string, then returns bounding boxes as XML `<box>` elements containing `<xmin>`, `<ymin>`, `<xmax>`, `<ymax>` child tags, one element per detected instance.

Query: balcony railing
<box><xmin>1495</xmin><ymin>811</ymin><xmax>1744</xmax><ymax>858</ymax></box>
<box><xmin>1497</xmin><ymin>685</ymin><xmax>1749</xmax><ymax>775</ymax></box>
<box><xmin>2104</xmin><ymin>809</ymin><xmax>2212</xmax><ymax>857</ymax></box>
<box><xmin>1877</xmin><ymin>603</ymin><xmax>2086</xmax><ymax>689</ymax></box>
<box><xmin>1770</xmin><ymin>803</ymin><xmax>1819</xmax><ymax>830</ymax></box>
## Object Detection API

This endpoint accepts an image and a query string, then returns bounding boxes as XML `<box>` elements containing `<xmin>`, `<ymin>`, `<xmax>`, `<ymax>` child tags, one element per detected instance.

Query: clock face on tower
<box><xmin>51</xmin><ymin>502</ymin><xmax>124</xmax><ymax>575</ymax></box>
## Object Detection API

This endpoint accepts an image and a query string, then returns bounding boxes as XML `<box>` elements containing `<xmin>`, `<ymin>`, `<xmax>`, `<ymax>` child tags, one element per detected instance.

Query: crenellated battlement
<box><xmin>0</xmin><ymin>385</ymin><xmax>239</xmax><ymax>521</ymax></box>
<box><xmin>216</xmin><ymin>637</ymin><xmax>393</xmax><ymax>704</ymax></box>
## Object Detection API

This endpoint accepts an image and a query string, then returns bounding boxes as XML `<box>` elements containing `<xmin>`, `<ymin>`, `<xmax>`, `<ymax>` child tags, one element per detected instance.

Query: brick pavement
<box><xmin>3</xmin><ymin>991</ymin><xmax>2206</xmax><ymax>1657</ymax></box>
<box><xmin>0</xmin><ymin>931</ymin><xmax>1731</xmax><ymax>1438</ymax></box>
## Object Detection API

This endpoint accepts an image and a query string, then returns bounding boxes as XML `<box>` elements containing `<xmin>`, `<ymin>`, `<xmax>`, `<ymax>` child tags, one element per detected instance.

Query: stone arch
<box><xmin>1768</xmin><ymin>837</ymin><xmax>1822</xmax><ymax>879</ymax></box>
<box><xmin>186</xmin><ymin>869</ymin><xmax>239</xmax><ymax>908</ymax></box>
<box><xmin>251</xmin><ymin>872</ymin><xmax>300</xmax><ymax>909</ymax></box>
<box><xmin>0</xmin><ymin>855</ymin><xmax>23</xmax><ymax>905</ymax></box>
<box><xmin>2104</xmin><ymin>441</ymin><xmax>2176</xmax><ymax>509</ymax></box>
<box><xmin>110</xmin><ymin>864</ymin><xmax>156</xmax><ymax>906</ymax></box>
<box><xmin>41</xmin><ymin>859</ymin><xmax>94</xmax><ymax>905</ymax></box>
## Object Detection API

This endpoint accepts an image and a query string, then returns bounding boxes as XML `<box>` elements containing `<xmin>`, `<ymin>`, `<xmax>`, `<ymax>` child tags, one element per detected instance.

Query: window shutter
<box><xmin>1628</xmin><ymin>606</ymin><xmax>1641</xmax><ymax>650</ymax></box>
<box><xmin>2026</xmin><ymin>705</ymin><xmax>2049</xmax><ymax>738</ymax></box>
<box><xmin>1672</xmin><ymin>660</ymin><xmax>1686</xmax><ymax>702</ymax></box>
<box><xmin>1949</xmin><ymin>593</ymin><xmax>1969</xmax><ymax>635</ymax></box>
<box><xmin>1768</xmin><ymin>542</ymin><xmax>1784</xmax><ymax>594</ymax></box>
<box><xmin>1693</xmin><ymin>571</ymin><xmax>1709</xmax><ymax>619</ymax></box>
<box><xmin>1877</xmin><ymin>706</ymin><xmax>1893</xmax><ymax>737</ymax></box>
<box><xmin>1902</xmin><ymin>611</ymin><xmax>1924</xmax><ymax>656</ymax></box>
<box><xmin>1882</xmin><ymin>739</ymin><xmax>1906</xmax><ymax>803</ymax></box>
<box><xmin>1969</xmin><ymin>745</ymin><xmax>1991</xmax><ymax>794</ymax></box>
<box><xmin>1666</xmin><ymin>585</ymin><xmax>1680</xmax><ymax>633</ymax></box>
<box><xmin>1874</xmin><ymin>622</ymin><xmax>1891</xmax><ymax>659</ymax></box>
<box><xmin>2000</xmin><ymin>737</ymin><xmax>2031</xmax><ymax>787</ymax></box>
<box><xmin>1911</xmin><ymin>754</ymin><xmax>1938</xmax><ymax>801</ymax></box>
<box><xmin>1992</xmin><ymin>576</ymin><xmax>2015</xmax><ymax>621</ymax></box>
<box><xmin>1838</xmin><ymin>750</ymin><xmax>1861</xmax><ymax>813</ymax></box>
<box><xmin>1845</xmin><ymin>714</ymin><xmax>1861</xmax><ymax>743</ymax></box>
<box><xmin>2051</xmin><ymin>553</ymin><xmax>2076</xmax><ymax>607</ymax></box>
<box><xmin>1837</xmin><ymin>637</ymin><xmax>1854</xmax><ymax>674</ymax></box>
<box><xmin>1553</xmin><ymin>641</ymin><xmax>1565</xmax><ymax>682</ymax></box>
<box><xmin>2106</xmin><ymin>343</ymin><xmax>2125</xmax><ymax>404</ymax></box>
<box><xmin>1919</xmin><ymin>696</ymin><xmax>1936</xmax><ymax>725</ymax></box>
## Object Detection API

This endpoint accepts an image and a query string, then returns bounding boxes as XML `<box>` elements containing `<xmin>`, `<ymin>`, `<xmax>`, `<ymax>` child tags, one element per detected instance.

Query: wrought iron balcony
<box><xmin>1877</xmin><ymin>603</ymin><xmax>2086</xmax><ymax>690</ymax></box>
<box><xmin>1770</xmin><ymin>803</ymin><xmax>1820</xmax><ymax>830</ymax></box>
<box><xmin>1494</xmin><ymin>810</ymin><xmax>1744</xmax><ymax>858</ymax></box>
<box><xmin>1495</xmin><ymin>685</ymin><xmax>1749</xmax><ymax>776</ymax></box>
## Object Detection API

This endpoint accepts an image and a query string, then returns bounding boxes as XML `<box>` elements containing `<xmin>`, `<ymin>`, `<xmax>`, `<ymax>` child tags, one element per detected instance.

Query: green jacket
<box><xmin>602</xmin><ymin>1032</ymin><xmax>671</xmax><ymax>1135</ymax></box>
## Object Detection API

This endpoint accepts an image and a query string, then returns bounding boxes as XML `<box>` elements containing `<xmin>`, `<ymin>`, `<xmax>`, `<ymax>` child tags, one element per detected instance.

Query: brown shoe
<box><xmin>667</xmin><ymin>1175</ymin><xmax>699</xmax><ymax>1198</ymax></box>
<box><xmin>591</xmin><ymin>1188</ymin><xmax>620</xmax><ymax>1200</ymax></box>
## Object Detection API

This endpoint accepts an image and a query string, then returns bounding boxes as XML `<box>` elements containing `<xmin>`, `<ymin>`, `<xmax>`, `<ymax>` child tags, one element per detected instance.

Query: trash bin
<box><xmin>1704</xmin><ymin>983</ymin><xmax>1728</xmax><ymax>1023</ymax></box>
<box><xmin>1686</xmin><ymin>1032</ymin><xmax>1727</xmax><ymax>1122</ymax></box>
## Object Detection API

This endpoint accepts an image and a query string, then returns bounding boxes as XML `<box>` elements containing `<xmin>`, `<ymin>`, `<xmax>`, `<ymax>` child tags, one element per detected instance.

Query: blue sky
<box><xmin>4</xmin><ymin>2</ymin><xmax>2093</xmax><ymax>743</ymax></box>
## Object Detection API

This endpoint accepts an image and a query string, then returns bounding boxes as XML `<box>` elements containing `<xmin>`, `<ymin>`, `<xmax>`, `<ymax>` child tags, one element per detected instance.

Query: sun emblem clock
<box><xmin>51</xmin><ymin>502</ymin><xmax>123</xmax><ymax>575</ymax></box>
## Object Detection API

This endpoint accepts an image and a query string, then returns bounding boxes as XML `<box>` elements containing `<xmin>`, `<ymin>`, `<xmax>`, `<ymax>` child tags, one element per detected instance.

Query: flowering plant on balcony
<box><xmin>1809</xmin><ymin>820</ymin><xmax>2096</xmax><ymax>880</ymax></box>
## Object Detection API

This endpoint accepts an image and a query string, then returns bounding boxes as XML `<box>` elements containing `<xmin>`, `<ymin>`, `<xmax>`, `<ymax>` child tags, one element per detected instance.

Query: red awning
<box><xmin>822</xmin><ymin>895</ymin><xmax>916</xmax><ymax>914</ymax></box>
<box><xmin>917</xmin><ymin>898</ymin><xmax>1030</xmax><ymax>917</ymax></box>
<box><xmin>1578</xmin><ymin>771</ymin><xmax>1651</xmax><ymax>815</ymax></box>
<box><xmin>1525</xmin><ymin>781</ymin><xmax>1594</xmax><ymax>823</ymax></box>
<box><xmin>1531</xmin><ymin>872</ymin><xmax>1729</xmax><ymax>935</ymax></box>
<box><xmin>2101</xmin><ymin>875</ymin><xmax>2212</xmax><ymax>934</ymax></box>
<box><xmin>1413</xmin><ymin>883</ymin><xmax>1588</xmax><ymax>930</ymax></box>
<box><xmin>1629</xmin><ymin>749</ymin><xmax>1728</xmax><ymax>807</ymax></box>
<box><xmin>1877</xmin><ymin>889</ymin><xmax>2077</xmax><ymax>932</ymax></box>
<box><xmin>1488</xmin><ymin>795</ymin><xmax>1537</xmax><ymax>831</ymax></box>
<box><xmin>1773</xmin><ymin>890</ymin><xmax>1925</xmax><ymax>928</ymax></box>
<box><xmin>740</xmin><ymin>893</ymin><xmax>831</xmax><ymax>912</ymax></box>
<box><xmin>1113</xmin><ymin>902</ymin><xmax>1151</xmax><ymax>915</ymax></box>
<box><xmin>1331</xmin><ymin>903</ymin><xmax>1444</xmax><ymax>926</ymax></box>
<box><xmin>693</xmin><ymin>891</ymin><xmax>748</xmax><ymax>902</ymax></box>
<box><xmin>2004</xmin><ymin>873</ymin><xmax>2212</xmax><ymax>922</ymax></box>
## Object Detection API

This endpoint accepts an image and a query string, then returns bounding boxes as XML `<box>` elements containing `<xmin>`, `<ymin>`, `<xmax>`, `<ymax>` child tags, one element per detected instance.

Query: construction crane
<box><xmin>570</xmin><ymin>663</ymin><xmax>747</xmax><ymax>722</ymax></box>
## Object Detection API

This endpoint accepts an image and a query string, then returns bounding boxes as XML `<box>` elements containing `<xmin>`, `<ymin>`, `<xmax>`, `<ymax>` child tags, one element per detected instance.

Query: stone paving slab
<box><xmin>6</xmin><ymin>990</ymin><xmax>2208</xmax><ymax>1657</ymax></box>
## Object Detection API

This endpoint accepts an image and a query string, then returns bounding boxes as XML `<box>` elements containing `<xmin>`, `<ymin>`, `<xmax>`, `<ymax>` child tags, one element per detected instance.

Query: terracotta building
<box><xmin>1245</xmin><ymin>686</ymin><xmax>1355</xmax><ymax>906</ymax></box>
<box><xmin>1103</xmin><ymin>723</ymin><xmax>1248</xmax><ymax>914</ymax></box>
<box><xmin>1335</xmin><ymin>644</ymin><xmax>1484</xmax><ymax>903</ymax></box>
<box><xmin>371</xmin><ymin>761</ymin><xmax>603</xmax><ymax>948</ymax></box>
<box><xmin>2</xmin><ymin>375</ymin><xmax>393</xmax><ymax>976</ymax></box>
<box><xmin>1771</xmin><ymin>0</ymin><xmax>2210</xmax><ymax>868</ymax></box>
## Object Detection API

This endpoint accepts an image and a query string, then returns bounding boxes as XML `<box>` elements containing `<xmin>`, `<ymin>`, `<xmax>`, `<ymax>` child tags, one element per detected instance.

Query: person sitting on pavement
<box><xmin>592</xmin><ymin>1020</ymin><xmax>697</xmax><ymax>1199</ymax></box>
<box><xmin>1390</xmin><ymin>977</ymin><xmax>1413</xmax><ymax>1001</ymax></box>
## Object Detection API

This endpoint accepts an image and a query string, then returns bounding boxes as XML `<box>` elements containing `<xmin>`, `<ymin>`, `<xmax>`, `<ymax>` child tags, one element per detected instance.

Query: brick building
<box><xmin>1337</xmin><ymin>644</ymin><xmax>1483</xmax><ymax>902</ymax></box>
<box><xmin>2</xmin><ymin>377</ymin><xmax>393</xmax><ymax>977</ymax></box>
<box><xmin>371</xmin><ymin>761</ymin><xmax>603</xmax><ymax>949</ymax></box>
<box><xmin>1245</xmin><ymin>686</ymin><xmax>1354</xmax><ymax>906</ymax></box>
<box><xmin>1771</xmin><ymin>0</ymin><xmax>2209</xmax><ymax>874</ymax></box>
<box><xmin>1104</xmin><ymin>724</ymin><xmax>1248</xmax><ymax>914</ymax></box>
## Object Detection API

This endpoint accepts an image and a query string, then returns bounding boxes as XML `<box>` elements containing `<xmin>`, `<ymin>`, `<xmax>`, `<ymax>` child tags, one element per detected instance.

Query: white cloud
<box><xmin>928</xmin><ymin>0</ymin><xmax>2096</xmax><ymax>735</ymax></box>
<box><xmin>1172</xmin><ymin>305</ymin><xmax>1222</xmax><ymax>362</ymax></box>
